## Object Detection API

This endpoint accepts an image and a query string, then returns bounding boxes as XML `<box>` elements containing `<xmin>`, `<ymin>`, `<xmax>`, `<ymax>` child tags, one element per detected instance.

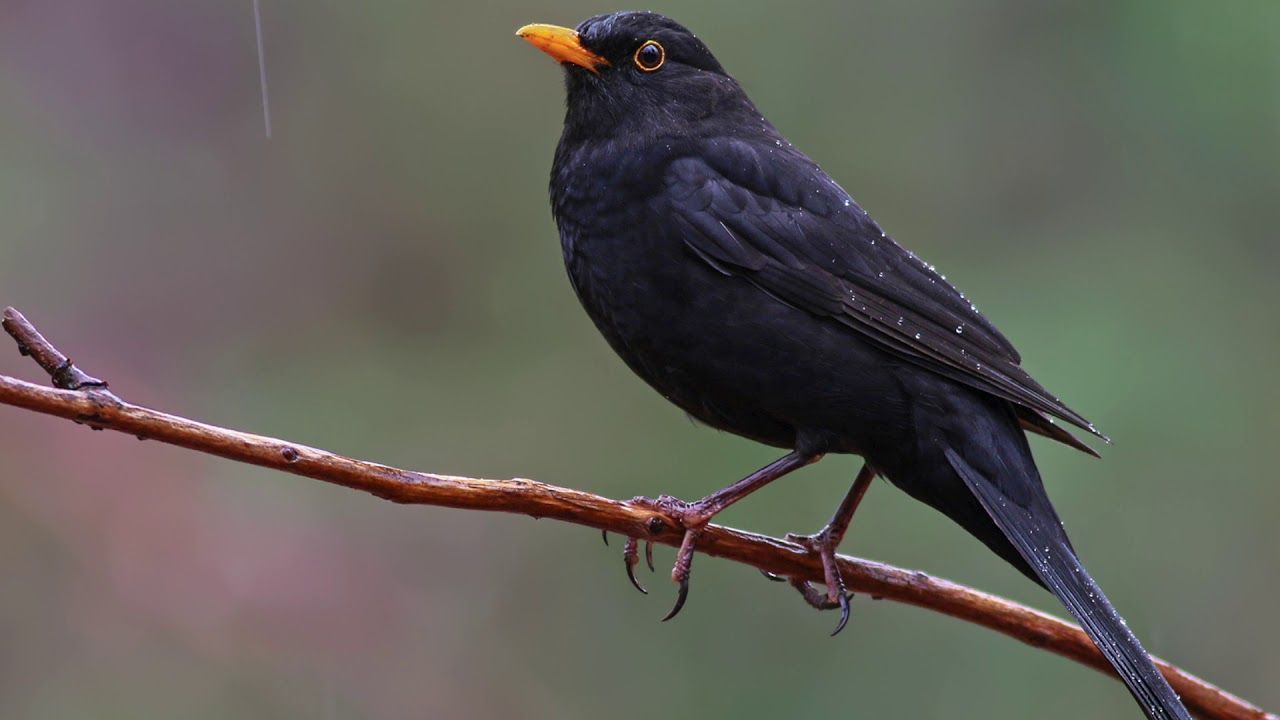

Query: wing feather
<box><xmin>657</xmin><ymin>143</ymin><xmax>1105</xmax><ymax>445</ymax></box>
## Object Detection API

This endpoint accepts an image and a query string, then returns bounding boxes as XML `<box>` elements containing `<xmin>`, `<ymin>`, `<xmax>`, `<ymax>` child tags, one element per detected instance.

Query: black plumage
<box><xmin>519</xmin><ymin>12</ymin><xmax>1188</xmax><ymax>720</ymax></box>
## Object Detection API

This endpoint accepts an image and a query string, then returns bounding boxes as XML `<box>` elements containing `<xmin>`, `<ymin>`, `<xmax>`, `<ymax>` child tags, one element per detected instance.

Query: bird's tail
<box><xmin>944</xmin><ymin>448</ymin><xmax>1190</xmax><ymax>720</ymax></box>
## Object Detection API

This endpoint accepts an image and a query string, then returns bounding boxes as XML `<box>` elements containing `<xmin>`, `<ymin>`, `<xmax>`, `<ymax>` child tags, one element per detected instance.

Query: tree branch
<box><xmin>0</xmin><ymin>307</ymin><xmax>1271</xmax><ymax>720</ymax></box>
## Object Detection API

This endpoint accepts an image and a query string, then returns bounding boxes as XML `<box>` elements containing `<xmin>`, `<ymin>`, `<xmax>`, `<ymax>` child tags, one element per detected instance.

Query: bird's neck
<box><xmin>560</xmin><ymin>79</ymin><xmax>763</xmax><ymax>150</ymax></box>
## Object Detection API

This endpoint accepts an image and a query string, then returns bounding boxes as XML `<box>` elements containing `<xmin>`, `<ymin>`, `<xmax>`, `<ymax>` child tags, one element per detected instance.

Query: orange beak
<box><xmin>517</xmin><ymin>23</ymin><xmax>609</xmax><ymax>73</ymax></box>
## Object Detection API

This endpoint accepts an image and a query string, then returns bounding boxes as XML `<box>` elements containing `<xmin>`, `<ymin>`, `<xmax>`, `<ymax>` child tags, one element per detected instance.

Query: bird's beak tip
<box><xmin>516</xmin><ymin>22</ymin><xmax>609</xmax><ymax>73</ymax></box>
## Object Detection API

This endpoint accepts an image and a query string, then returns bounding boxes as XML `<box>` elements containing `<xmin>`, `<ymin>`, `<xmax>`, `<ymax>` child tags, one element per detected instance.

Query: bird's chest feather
<box><xmin>548</xmin><ymin>140</ymin><xmax>833</xmax><ymax>447</ymax></box>
<box><xmin>551</xmin><ymin>142</ymin><xmax>696</xmax><ymax>345</ymax></box>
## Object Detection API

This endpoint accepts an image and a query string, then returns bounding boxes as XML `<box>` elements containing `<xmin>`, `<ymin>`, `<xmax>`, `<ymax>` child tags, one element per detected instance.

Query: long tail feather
<box><xmin>944</xmin><ymin>448</ymin><xmax>1190</xmax><ymax>720</ymax></box>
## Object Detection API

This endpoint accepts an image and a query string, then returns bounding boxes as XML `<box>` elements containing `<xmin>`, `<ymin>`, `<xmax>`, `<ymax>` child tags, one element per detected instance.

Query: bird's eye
<box><xmin>633</xmin><ymin>40</ymin><xmax>665</xmax><ymax>72</ymax></box>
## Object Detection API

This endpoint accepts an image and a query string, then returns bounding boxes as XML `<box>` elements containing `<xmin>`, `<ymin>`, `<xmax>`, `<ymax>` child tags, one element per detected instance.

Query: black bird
<box><xmin>518</xmin><ymin>12</ymin><xmax>1189</xmax><ymax>719</ymax></box>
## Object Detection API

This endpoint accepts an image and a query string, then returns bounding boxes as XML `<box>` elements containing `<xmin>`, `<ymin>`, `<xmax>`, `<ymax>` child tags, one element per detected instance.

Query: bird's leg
<box><xmin>623</xmin><ymin>450</ymin><xmax>821</xmax><ymax>620</ymax></box>
<box><xmin>777</xmin><ymin>463</ymin><xmax>876</xmax><ymax>636</ymax></box>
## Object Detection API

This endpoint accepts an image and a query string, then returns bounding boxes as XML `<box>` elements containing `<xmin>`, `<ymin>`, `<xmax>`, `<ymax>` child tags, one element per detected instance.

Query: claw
<box><xmin>626</xmin><ymin>561</ymin><xmax>648</xmax><ymax>595</ymax></box>
<box><xmin>623</xmin><ymin>537</ymin><xmax>648</xmax><ymax>594</ymax></box>
<box><xmin>760</xmin><ymin>569</ymin><xmax>786</xmax><ymax>582</ymax></box>
<box><xmin>661</xmin><ymin>575</ymin><xmax>690</xmax><ymax>622</ymax></box>
<box><xmin>601</xmin><ymin>529</ymin><xmax>609</xmax><ymax>546</ymax></box>
<box><xmin>644</xmin><ymin>540</ymin><xmax>655</xmax><ymax>572</ymax></box>
<box><xmin>661</xmin><ymin>527</ymin><xmax>700</xmax><ymax>621</ymax></box>
<box><xmin>830</xmin><ymin>592</ymin><xmax>852</xmax><ymax>637</ymax></box>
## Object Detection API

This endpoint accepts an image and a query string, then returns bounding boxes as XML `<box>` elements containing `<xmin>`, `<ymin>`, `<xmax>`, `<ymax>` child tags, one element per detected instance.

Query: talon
<box><xmin>624</xmin><ymin>496</ymin><xmax>709</xmax><ymax>621</ymax></box>
<box><xmin>661</xmin><ymin>526</ymin><xmax>701</xmax><ymax>621</ymax></box>
<box><xmin>602</xmin><ymin>529</ymin><xmax>609</xmax><ymax>546</ymax></box>
<box><xmin>626</xmin><ymin>561</ymin><xmax>648</xmax><ymax>594</ymax></box>
<box><xmin>661</xmin><ymin>575</ymin><xmax>690</xmax><ymax>622</ymax></box>
<box><xmin>623</xmin><ymin>537</ymin><xmax>648</xmax><ymax>594</ymax></box>
<box><xmin>830</xmin><ymin>592</ymin><xmax>852</xmax><ymax>637</ymax></box>
<box><xmin>760</xmin><ymin>569</ymin><xmax>786</xmax><ymax>582</ymax></box>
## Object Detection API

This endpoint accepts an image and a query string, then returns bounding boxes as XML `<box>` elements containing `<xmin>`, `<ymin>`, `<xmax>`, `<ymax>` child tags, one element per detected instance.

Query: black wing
<box><xmin>653</xmin><ymin>137</ymin><xmax>1104</xmax><ymax>443</ymax></box>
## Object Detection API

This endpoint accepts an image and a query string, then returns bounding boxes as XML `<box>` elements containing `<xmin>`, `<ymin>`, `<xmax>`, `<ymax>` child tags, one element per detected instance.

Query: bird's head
<box><xmin>517</xmin><ymin>12</ymin><xmax>756</xmax><ymax>142</ymax></box>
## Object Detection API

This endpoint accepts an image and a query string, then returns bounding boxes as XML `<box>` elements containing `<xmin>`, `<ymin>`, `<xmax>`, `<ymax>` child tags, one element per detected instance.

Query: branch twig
<box><xmin>0</xmin><ymin>307</ymin><xmax>1271</xmax><ymax>720</ymax></box>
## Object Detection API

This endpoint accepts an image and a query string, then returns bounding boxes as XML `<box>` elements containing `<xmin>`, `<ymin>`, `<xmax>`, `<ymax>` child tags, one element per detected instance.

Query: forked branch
<box><xmin>0</xmin><ymin>307</ymin><xmax>1271</xmax><ymax>720</ymax></box>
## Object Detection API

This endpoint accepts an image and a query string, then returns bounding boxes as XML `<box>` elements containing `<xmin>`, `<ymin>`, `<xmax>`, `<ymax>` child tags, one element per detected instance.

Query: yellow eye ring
<box><xmin>633</xmin><ymin>40</ymin><xmax>665</xmax><ymax>72</ymax></box>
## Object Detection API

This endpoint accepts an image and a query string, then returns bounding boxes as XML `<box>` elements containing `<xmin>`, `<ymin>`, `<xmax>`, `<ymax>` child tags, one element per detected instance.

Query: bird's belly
<box><xmin>563</xmin><ymin>227</ymin><xmax>907</xmax><ymax>454</ymax></box>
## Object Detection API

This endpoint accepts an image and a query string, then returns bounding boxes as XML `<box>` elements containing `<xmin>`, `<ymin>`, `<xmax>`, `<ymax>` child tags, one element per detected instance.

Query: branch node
<box><xmin>3</xmin><ymin>308</ymin><xmax>110</xmax><ymax>391</ymax></box>
<box><xmin>52</xmin><ymin>358</ymin><xmax>108</xmax><ymax>392</ymax></box>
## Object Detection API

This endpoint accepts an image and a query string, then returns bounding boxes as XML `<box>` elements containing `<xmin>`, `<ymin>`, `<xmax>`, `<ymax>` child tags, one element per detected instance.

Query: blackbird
<box><xmin>518</xmin><ymin>12</ymin><xmax>1189</xmax><ymax>720</ymax></box>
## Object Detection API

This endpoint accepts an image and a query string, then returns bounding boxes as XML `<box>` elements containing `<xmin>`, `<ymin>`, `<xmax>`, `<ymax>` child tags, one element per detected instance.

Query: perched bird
<box><xmin>518</xmin><ymin>12</ymin><xmax>1189</xmax><ymax>720</ymax></box>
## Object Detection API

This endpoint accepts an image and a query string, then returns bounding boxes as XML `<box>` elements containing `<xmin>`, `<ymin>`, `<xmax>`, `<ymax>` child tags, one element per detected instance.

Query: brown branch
<box><xmin>0</xmin><ymin>306</ymin><xmax>1271</xmax><ymax>720</ymax></box>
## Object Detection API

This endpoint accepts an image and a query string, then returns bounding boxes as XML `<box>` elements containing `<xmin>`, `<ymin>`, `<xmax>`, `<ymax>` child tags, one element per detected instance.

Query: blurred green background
<box><xmin>1</xmin><ymin>1</ymin><xmax>1277</xmax><ymax>717</ymax></box>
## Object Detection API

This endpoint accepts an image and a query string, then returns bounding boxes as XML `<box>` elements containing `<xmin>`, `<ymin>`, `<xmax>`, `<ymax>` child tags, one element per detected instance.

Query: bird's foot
<box><xmin>616</xmin><ymin>494</ymin><xmax>711</xmax><ymax>621</ymax></box>
<box><xmin>771</xmin><ymin>528</ymin><xmax>853</xmax><ymax>636</ymax></box>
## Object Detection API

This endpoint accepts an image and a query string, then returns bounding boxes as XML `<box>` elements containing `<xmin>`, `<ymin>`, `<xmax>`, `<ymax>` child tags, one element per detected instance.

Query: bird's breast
<box><xmin>547</xmin><ymin>140</ymin><xmax>902</xmax><ymax>453</ymax></box>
